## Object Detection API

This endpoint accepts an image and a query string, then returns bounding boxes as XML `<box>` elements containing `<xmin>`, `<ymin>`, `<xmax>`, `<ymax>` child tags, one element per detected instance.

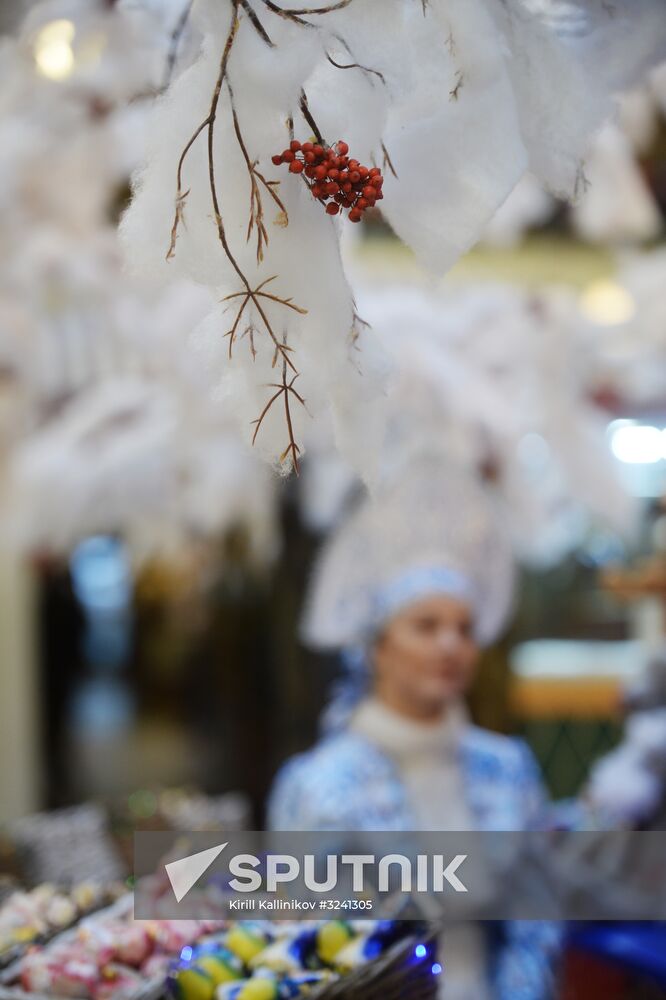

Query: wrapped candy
<box><xmin>20</xmin><ymin>949</ymin><xmax>99</xmax><ymax>998</ymax></box>
<box><xmin>314</xmin><ymin>922</ymin><xmax>354</xmax><ymax>966</ymax></box>
<box><xmin>217</xmin><ymin>977</ymin><xmax>280</xmax><ymax>1000</ymax></box>
<box><xmin>222</xmin><ymin>924</ymin><xmax>275</xmax><ymax>964</ymax></box>
<box><xmin>248</xmin><ymin>936</ymin><xmax>315</xmax><ymax>976</ymax></box>
<box><xmin>149</xmin><ymin>920</ymin><xmax>205</xmax><ymax>954</ymax></box>
<box><xmin>167</xmin><ymin>944</ymin><xmax>244</xmax><ymax>1000</ymax></box>
<box><xmin>277</xmin><ymin>971</ymin><xmax>335</xmax><ymax>998</ymax></box>
<box><xmin>111</xmin><ymin>924</ymin><xmax>153</xmax><ymax>967</ymax></box>
<box><xmin>217</xmin><ymin>972</ymin><xmax>334</xmax><ymax>1000</ymax></box>
<box><xmin>94</xmin><ymin>964</ymin><xmax>145</xmax><ymax>1000</ymax></box>
<box><xmin>141</xmin><ymin>952</ymin><xmax>174</xmax><ymax>979</ymax></box>
<box><xmin>333</xmin><ymin>921</ymin><xmax>403</xmax><ymax>971</ymax></box>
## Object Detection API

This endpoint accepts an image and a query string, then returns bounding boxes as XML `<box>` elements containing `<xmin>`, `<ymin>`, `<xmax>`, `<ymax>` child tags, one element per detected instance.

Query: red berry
<box><xmin>304</xmin><ymin>151</ymin><xmax>316</xmax><ymax>164</ymax></box>
<box><xmin>282</xmin><ymin>150</ymin><xmax>295</xmax><ymax>162</ymax></box>
<box><xmin>326</xmin><ymin>202</ymin><xmax>340</xmax><ymax>215</ymax></box>
<box><xmin>313</xmin><ymin>145</ymin><xmax>324</xmax><ymax>158</ymax></box>
<box><xmin>349</xmin><ymin>208</ymin><xmax>363</xmax><ymax>222</ymax></box>
<box><xmin>271</xmin><ymin>154</ymin><xmax>283</xmax><ymax>165</ymax></box>
<box><xmin>371</xmin><ymin>175</ymin><xmax>383</xmax><ymax>188</ymax></box>
<box><xmin>335</xmin><ymin>192</ymin><xmax>346</xmax><ymax>203</ymax></box>
<box><xmin>343</xmin><ymin>196</ymin><xmax>355</xmax><ymax>207</ymax></box>
<box><xmin>289</xmin><ymin>160</ymin><xmax>304</xmax><ymax>173</ymax></box>
<box><xmin>342</xmin><ymin>182</ymin><xmax>352</xmax><ymax>194</ymax></box>
<box><xmin>348</xmin><ymin>159</ymin><xmax>359</xmax><ymax>170</ymax></box>
<box><xmin>305</xmin><ymin>165</ymin><xmax>317</xmax><ymax>178</ymax></box>
<box><xmin>362</xmin><ymin>185</ymin><xmax>375</xmax><ymax>199</ymax></box>
<box><xmin>327</xmin><ymin>169</ymin><xmax>339</xmax><ymax>180</ymax></box>
<box><xmin>356</xmin><ymin>198</ymin><xmax>368</xmax><ymax>210</ymax></box>
<box><xmin>358</xmin><ymin>166</ymin><xmax>369</xmax><ymax>178</ymax></box>
<box><xmin>314</xmin><ymin>165</ymin><xmax>327</xmax><ymax>180</ymax></box>
<box><xmin>311</xmin><ymin>184</ymin><xmax>323</xmax><ymax>198</ymax></box>
<box><xmin>326</xmin><ymin>181</ymin><xmax>339</xmax><ymax>195</ymax></box>
<box><xmin>369</xmin><ymin>167</ymin><xmax>381</xmax><ymax>176</ymax></box>
<box><xmin>290</xmin><ymin>139</ymin><xmax>301</xmax><ymax>151</ymax></box>
<box><xmin>349</xmin><ymin>171</ymin><xmax>361</xmax><ymax>184</ymax></box>
<box><xmin>337</xmin><ymin>141</ymin><xmax>349</xmax><ymax>155</ymax></box>
<box><xmin>375</xmin><ymin>190</ymin><xmax>384</xmax><ymax>200</ymax></box>
<box><xmin>302</xmin><ymin>141</ymin><xmax>314</xmax><ymax>152</ymax></box>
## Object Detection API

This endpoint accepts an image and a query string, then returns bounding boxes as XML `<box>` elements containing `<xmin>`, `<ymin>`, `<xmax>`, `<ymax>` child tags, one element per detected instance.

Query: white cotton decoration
<box><xmin>571</xmin><ymin>122</ymin><xmax>661</xmax><ymax>244</ymax></box>
<box><xmin>8</xmin><ymin>378</ymin><xmax>180</xmax><ymax>553</ymax></box>
<box><xmin>581</xmin><ymin>248</ymin><xmax>666</xmax><ymax>408</ymax></box>
<box><xmin>500</xmin><ymin>0</ymin><xmax>666</xmax><ymax>198</ymax></box>
<box><xmin>380</xmin><ymin>0</ymin><xmax>528</xmax><ymax>272</ymax></box>
<box><xmin>298</xmin><ymin>280</ymin><xmax>637</xmax><ymax>565</ymax></box>
<box><xmin>0</xmin><ymin>0</ymin><xmax>281</xmax><ymax>563</ymax></box>
<box><xmin>587</xmin><ymin>747</ymin><xmax>662</xmax><ymax>825</ymax></box>
<box><xmin>483</xmin><ymin>173</ymin><xmax>556</xmax><ymax>248</ymax></box>
<box><xmin>625</xmin><ymin>710</ymin><xmax>666</xmax><ymax>759</ymax></box>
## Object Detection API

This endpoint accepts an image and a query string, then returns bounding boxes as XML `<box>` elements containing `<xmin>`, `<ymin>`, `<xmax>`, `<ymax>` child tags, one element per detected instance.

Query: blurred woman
<box><xmin>268</xmin><ymin>457</ymin><xmax>560</xmax><ymax>1000</ymax></box>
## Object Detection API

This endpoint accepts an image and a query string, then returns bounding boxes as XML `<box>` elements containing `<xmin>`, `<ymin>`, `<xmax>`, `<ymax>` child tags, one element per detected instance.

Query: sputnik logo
<box><xmin>165</xmin><ymin>843</ymin><xmax>227</xmax><ymax>902</ymax></box>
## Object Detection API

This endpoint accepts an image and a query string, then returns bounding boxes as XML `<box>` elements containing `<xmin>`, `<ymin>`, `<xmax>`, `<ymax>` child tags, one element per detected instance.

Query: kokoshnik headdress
<box><xmin>302</xmin><ymin>454</ymin><xmax>515</xmax><ymax>653</ymax></box>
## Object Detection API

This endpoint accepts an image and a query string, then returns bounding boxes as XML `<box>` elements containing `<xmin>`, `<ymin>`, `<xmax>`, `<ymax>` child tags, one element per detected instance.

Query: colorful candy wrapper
<box><xmin>222</xmin><ymin>924</ymin><xmax>274</xmax><ymax>964</ymax></box>
<box><xmin>314</xmin><ymin>922</ymin><xmax>354</xmax><ymax>966</ymax></box>
<box><xmin>167</xmin><ymin>944</ymin><xmax>244</xmax><ymax>1000</ymax></box>
<box><xmin>333</xmin><ymin>920</ymin><xmax>403</xmax><ymax>971</ymax></box>
<box><xmin>277</xmin><ymin>971</ymin><xmax>335</xmax><ymax>998</ymax></box>
<box><xmin>216</xmin><ymin>976</ymin><xmax>280</xmax><ymax>1000</ymax></box>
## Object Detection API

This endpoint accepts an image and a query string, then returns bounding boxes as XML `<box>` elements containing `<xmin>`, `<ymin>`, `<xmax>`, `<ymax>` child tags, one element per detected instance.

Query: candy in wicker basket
<box><xmin>0</xmin><ymin>891</ymin><xmax>441</xmax><ymax>1000</ymax></box>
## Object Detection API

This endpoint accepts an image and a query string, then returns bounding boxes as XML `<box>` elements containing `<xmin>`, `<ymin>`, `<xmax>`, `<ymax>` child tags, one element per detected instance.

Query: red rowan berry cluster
<box><xmin>271</xmin><ymin>139</ymin><xmax>383</xmax><ymax>222</ymax></box>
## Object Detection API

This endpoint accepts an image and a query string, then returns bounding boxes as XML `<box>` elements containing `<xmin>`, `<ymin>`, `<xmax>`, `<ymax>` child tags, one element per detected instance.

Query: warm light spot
<box><xmin>580</xmin><ymin>280</ymin><xmax>636</xmax><ymax>327</ymax></box>
<box><xmin>34</xmin><ymin>20</ymin><xmax>75</xmax><ymax>81</ymax></box>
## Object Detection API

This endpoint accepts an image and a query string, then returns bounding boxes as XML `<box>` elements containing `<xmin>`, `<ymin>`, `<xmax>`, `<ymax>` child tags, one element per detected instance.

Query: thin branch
<box><xmin>258</xmin><ymin>0</ymin><xmax>312</xmax><ymax>26</ymax></box>
<box><xmin>262</xmin><ymin>0</ymin><xmax>353</xmax><ymax>15</ymax></box>
<box><xmin>449</xmin><ymin>69</ymin><xmax>463</xmax><ymax>101</ymax></box>
<box><xmin>381</xmin><ymin>142</ymin><xmax>398</xmax><ymax>179</ymax></box>
<box><xmin>326</xmin><ymin>52</ymin><xmax>385</xmax><ymax>85</ymax></box>
<box><xmin>228</xmin><ymin>80</ymin><xmax>288</xmax><ymax>262</ymax></box>
<box><xmin>239</xmin><ymin>0</ymin><xmax>275</xmax><ymax>46</ymax></box>
<box><xmin>163</xmin><ymin>0</ymin><xmax>194</xmax><ymax>89</ymax></box>
<box><xmin>299</xmin><ymin>90</ymin><xmax>324</xmax><ymax>145</ymax></box>
<box><xmin>251</xmin><ymin>343</ymin><xmax>306</xmax><ymax>472</ymax></box>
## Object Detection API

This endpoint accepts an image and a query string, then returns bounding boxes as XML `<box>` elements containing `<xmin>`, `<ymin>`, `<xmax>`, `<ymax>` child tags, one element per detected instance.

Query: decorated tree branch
<box><xmin>123</xmin><ymin>0</ymin><xmax>666</xmax><ymax>474</ymax></box>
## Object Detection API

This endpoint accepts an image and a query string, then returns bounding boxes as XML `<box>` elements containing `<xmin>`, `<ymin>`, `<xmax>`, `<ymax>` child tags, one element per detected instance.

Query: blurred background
<box><xmin>1</xmin><ymin>0</ymin><xmax>666</xmax><ymax>887</ymax></box>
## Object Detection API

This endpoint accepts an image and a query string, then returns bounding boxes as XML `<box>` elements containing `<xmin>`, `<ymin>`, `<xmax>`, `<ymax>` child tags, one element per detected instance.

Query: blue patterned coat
<box><xmin>268</xmin><ymin>725</ymin><xmax>561</xmax><ymax>999</ymax></box>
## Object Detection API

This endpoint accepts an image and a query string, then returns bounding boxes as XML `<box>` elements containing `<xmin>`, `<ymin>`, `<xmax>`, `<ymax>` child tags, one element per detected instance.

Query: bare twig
<box><xmin>168</xmin><ymin>0</ymin><xmax>304</xmax><ymax>373</ymax></box>
<box><xmin>299</xmin><ymin>90</ymin><xmax>325</xmax><ymax>145</ymax></box>
<box><xmin>239</xmin><ymin>0</ymin><xmax>275</xmax><ymax>46</ymax></box>
<box><xmin>262</xmin><ymin>0</ymin><xmax>354</xmax><ymax>15</ymax></box>
<box><xmin>381</xmin><ymin>142</ymin><xmax>398</xmax><ymax>179</ymax></box>
<box><xmin>163</xmin><ymin>0</ymin><xmax>194</xmax><ymax>89</ymax></box>
<box><xmin>449</xmin><ymin>70</ymin><xmax>463</xmax><ymax>101</ymax></box>
<box><xmin>227</xmin><ymin>81</ymin><xmax>288</xmax><ymax>262</ymax></box>
<box><xmin>251</xmin><ymin>338</ymin><xmax>306</xmax><ymax>472</ymax></box>
<box><xmin>326</xmin><ymin>52</ymin><xmax>385</xmax><ymax>85</ymax></box>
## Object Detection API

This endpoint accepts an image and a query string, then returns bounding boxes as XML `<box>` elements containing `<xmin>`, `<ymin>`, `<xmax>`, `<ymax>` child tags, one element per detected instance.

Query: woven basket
<box><xmin>309</xmin><ymin>924</ymin><xmax>441</xmax><ymax>1000</ymax></box>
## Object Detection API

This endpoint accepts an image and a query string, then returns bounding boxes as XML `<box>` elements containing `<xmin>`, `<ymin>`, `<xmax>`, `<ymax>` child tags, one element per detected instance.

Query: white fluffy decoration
<box><xmin>0</xmin><ymin>0</ymin><xmax>278</xmax><ymax>561</ymax></box>
<box><xmin>299</xmin><ymin>282</ymin><xmax>636</xmax><ymax>568</ymax></box>
<box><xmin>122</xmin><ymin>0</ymin><xmax>666</xmax><ymax>472</ymax></box>
<box><xmin>581</xmin><ymin>248</ymin><xmax>666</xmax><ymax>407</ymax></box>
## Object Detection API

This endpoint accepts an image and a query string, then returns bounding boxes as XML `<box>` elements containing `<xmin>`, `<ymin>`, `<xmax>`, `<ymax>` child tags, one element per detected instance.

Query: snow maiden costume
<box><xmin>268</xmin><ymin>459</ymin><xmax>561</xmax><ymax>999</ymax></box>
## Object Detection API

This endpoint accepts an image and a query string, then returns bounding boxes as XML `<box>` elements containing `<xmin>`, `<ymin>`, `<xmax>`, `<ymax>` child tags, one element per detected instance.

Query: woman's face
<box><xmin>372</xmin><ymin>594</ymin><xmax>479</xmax><ymax>719</ymax></box>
